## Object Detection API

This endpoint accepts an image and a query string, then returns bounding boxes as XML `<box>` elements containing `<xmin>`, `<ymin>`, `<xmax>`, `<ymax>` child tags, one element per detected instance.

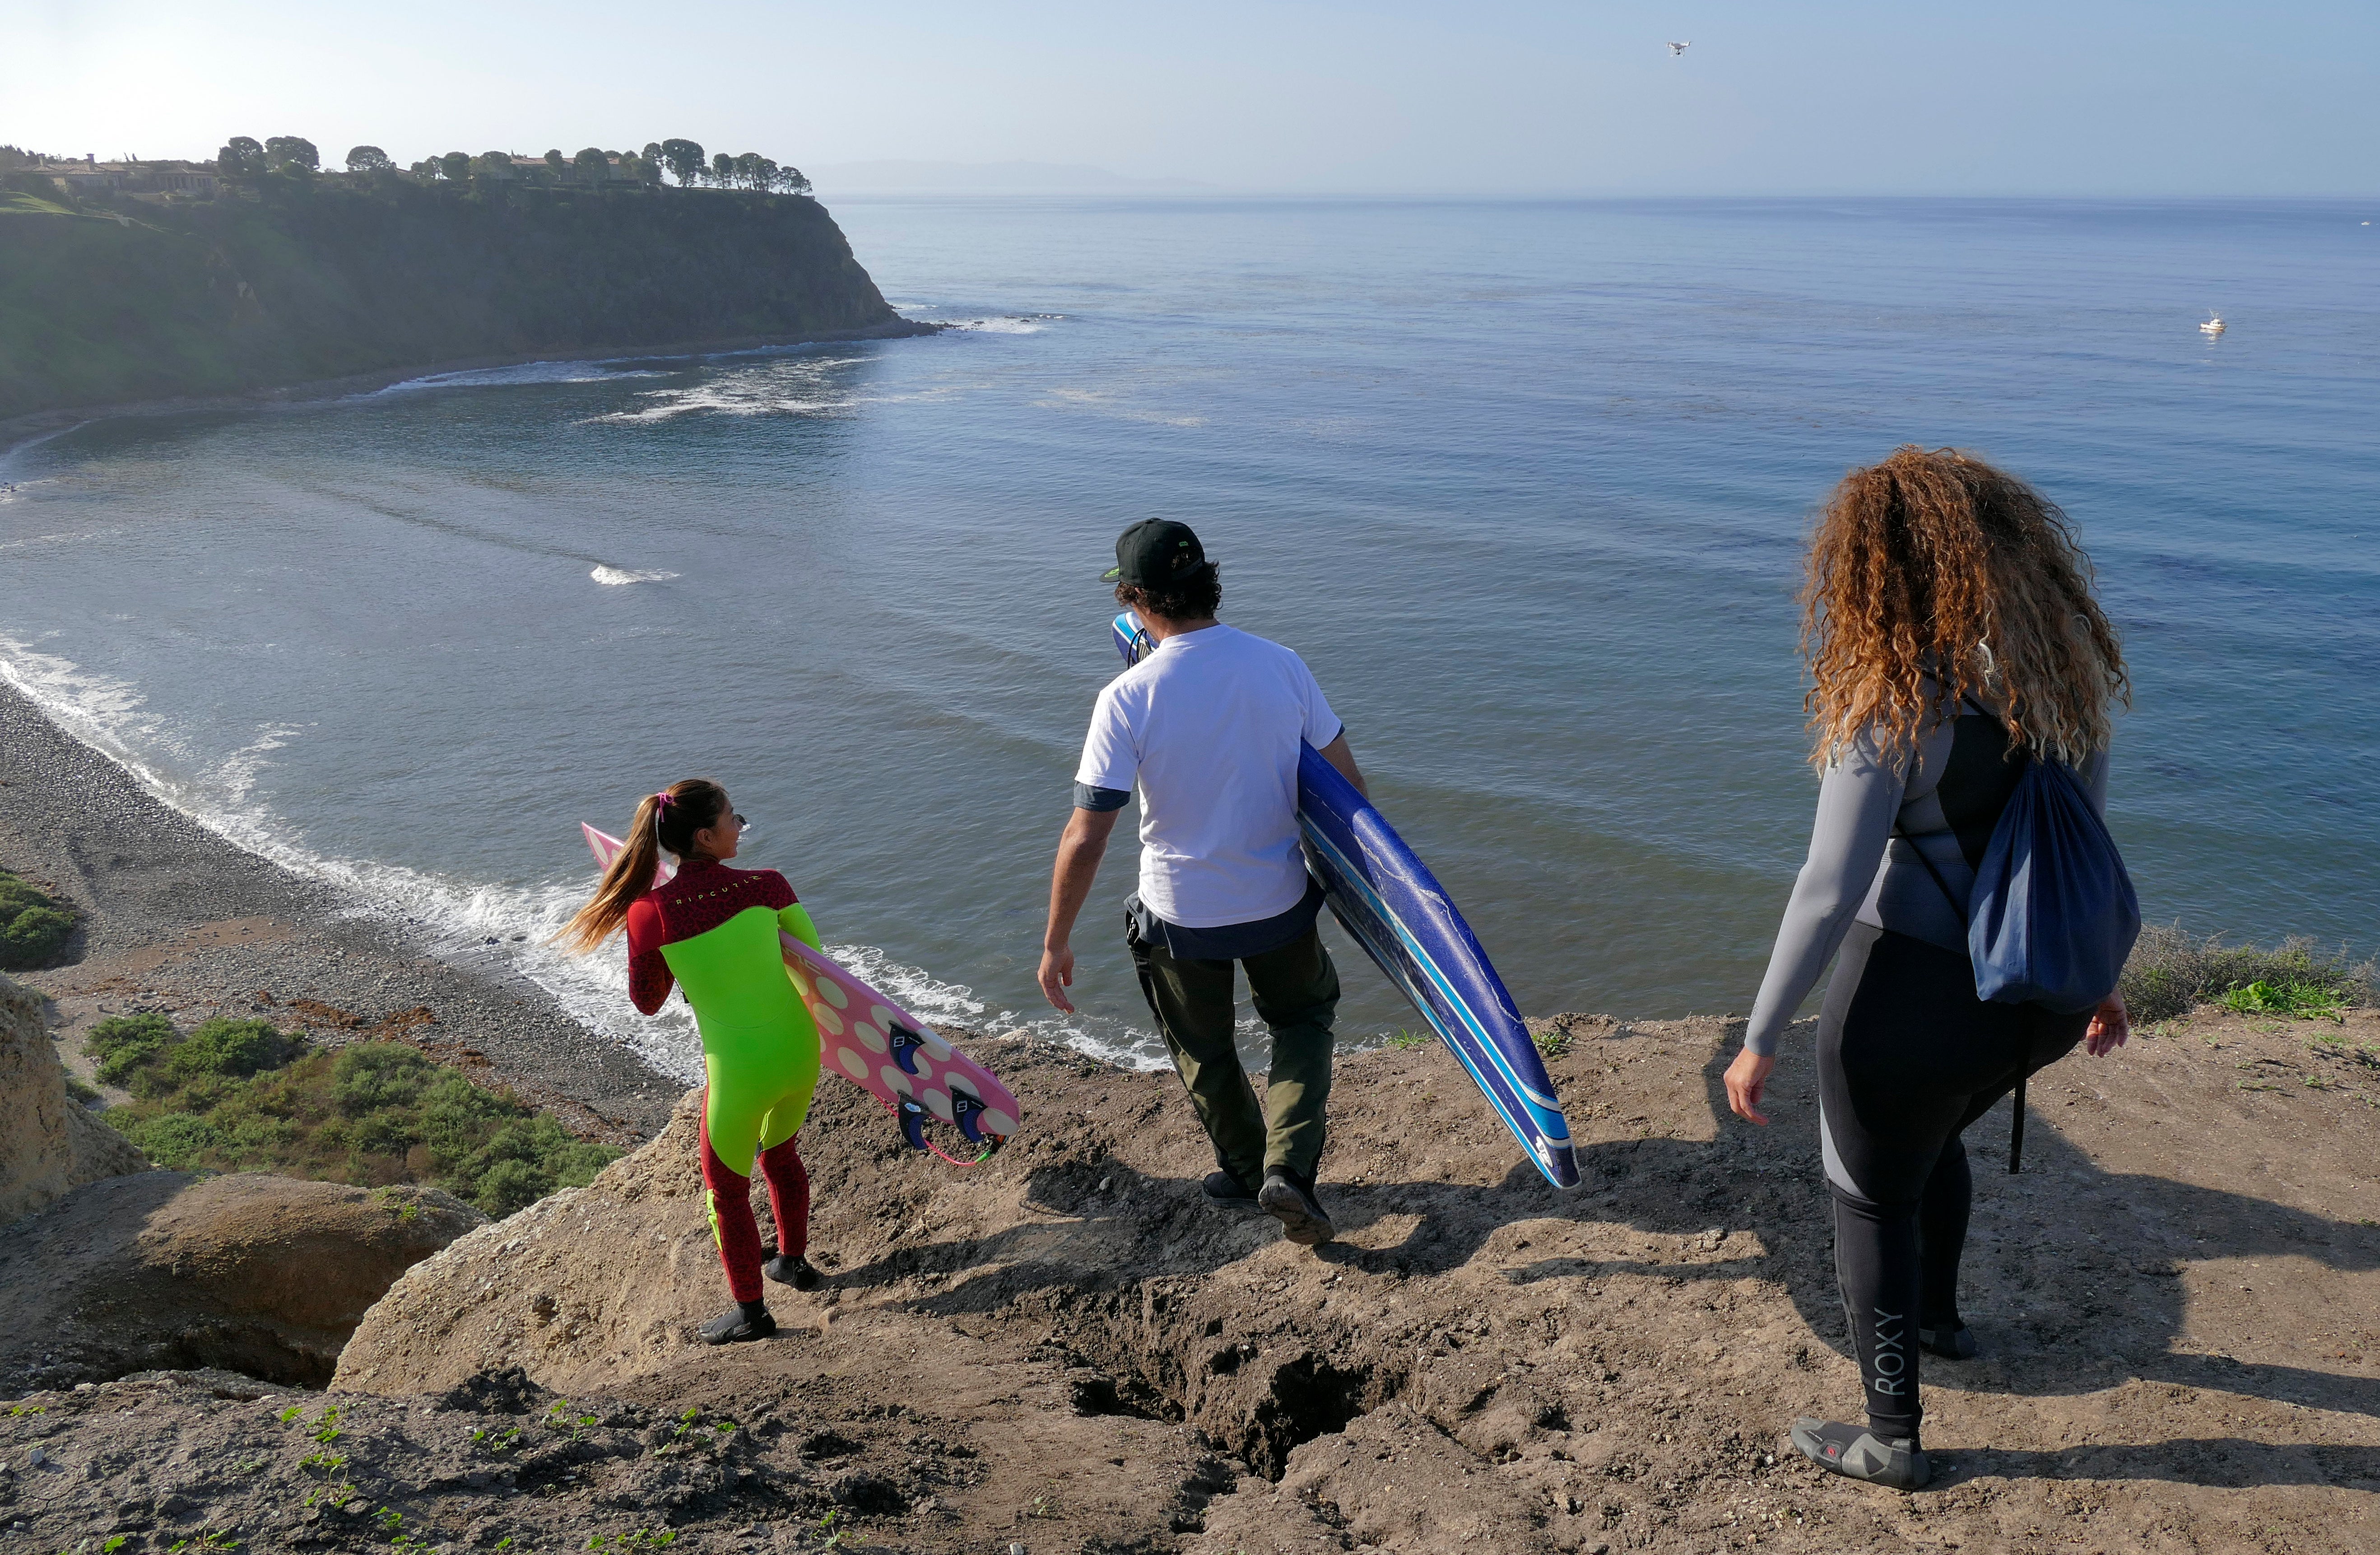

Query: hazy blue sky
<box><xmin>9</xmin><ymin>0</ymin><xmax>2376</xmax><ymax>195</ymax></box>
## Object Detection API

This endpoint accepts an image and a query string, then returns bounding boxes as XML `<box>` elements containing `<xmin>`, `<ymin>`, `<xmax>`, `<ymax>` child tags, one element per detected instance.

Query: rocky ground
<box><xmin>8</xmin><ymin>1000</ymin><xmax>2377</xmax><ymax>1554</ymax></box>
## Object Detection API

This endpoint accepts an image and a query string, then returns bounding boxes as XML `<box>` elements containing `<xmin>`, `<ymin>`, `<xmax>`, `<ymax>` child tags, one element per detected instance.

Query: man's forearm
<box><xmin>1043</xmin><ymin>812</ymin><xmax>1115</xmax><ymax>948</ymax></box>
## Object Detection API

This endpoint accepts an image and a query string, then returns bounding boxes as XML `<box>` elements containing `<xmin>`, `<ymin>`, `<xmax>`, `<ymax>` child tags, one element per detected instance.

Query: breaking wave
<box><xmin>590</xmin><ymin>566</ymin><xmax>679</xmax><ymax>586</ymax></box>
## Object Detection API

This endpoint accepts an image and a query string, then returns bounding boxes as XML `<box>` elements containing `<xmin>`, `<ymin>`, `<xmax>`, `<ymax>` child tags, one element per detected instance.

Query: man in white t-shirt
<box><xmin>1038</xmin><ymin>520</ymin><xmax>1369</xmax><ymax>1246</ymax></box>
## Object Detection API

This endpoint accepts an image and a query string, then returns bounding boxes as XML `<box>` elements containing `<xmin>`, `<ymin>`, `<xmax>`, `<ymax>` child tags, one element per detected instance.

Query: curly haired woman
<box><xmin>1727</xmin><ymin>447</ymin><xmax>2134</xmax><ymax>1489</ymax></box>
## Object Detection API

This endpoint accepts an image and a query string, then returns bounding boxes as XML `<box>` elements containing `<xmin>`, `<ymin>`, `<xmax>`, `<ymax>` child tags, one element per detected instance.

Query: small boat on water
<box><xmin>2200</xmin><ymin>311</ymin><xmax>2227</xmax><ymax>336</ymax></box>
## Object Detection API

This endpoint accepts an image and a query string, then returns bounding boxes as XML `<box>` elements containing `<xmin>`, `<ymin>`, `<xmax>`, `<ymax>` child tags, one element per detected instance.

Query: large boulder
<box><xmin>0</xmin><ymin>1172</ymin><xmax>483</xmax><ymax>1391</ymax></box>
<box><xmin>0</xmin><ymin>971</ymin><xmax>149</xmax><ymax>1225</ymax></box>
<box><xmin>335</xmin><ymin>1089</ymin><xmax>730</xmax><ymax>1396</ymax></box>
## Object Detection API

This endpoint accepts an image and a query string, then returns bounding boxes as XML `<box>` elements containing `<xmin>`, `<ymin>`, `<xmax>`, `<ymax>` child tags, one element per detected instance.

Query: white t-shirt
<box><xmin>1075</xmin><ymin>624</ymin><xmax>1343</xmax><ymax>929</ymax></box>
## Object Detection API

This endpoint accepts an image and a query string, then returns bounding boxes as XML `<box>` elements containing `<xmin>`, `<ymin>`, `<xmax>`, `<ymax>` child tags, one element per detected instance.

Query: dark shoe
<box><xmin>765</xmin><ymin>1251</ymin><xmax>823</xmax><ymax>1291</ymax></box>
<box><xmin>701</xmin><ymin>1302</ymin><xmax>777</xmax><ymax>1345</ymax></box>
<box><xmin>1918</xmin><ymin>1323</ymin><xmax>1977</xmax><ymax>1359</ymax></box>
<box><xmin>1258</xmin><ymin>1168</ymin><xmax>1334</xmax><ymax>1246</ymax></box>
<box><xmin>1788</xmin><ymin>1417</ymin><xmax>1931</xmax><ymax>1490</ymax></box>
<box><xmin>1201</xmin><ymin>1169</ymin><xmax>1260</xmax><ymax>1208</ymax></box>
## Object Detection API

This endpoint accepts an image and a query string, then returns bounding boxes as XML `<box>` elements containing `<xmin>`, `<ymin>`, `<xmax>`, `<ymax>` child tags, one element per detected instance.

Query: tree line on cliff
<box><xmin>216</xmin><ymin>134</ymin><xmax>811</xmax><ymax>195</ymax></box>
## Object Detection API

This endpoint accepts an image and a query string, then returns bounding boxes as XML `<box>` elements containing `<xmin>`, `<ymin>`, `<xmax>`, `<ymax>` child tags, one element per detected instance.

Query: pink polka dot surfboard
<box><xmin>581</xmin><ymin>824</ymin><xmax>1021</xmax><ymax>1161</ymax></box>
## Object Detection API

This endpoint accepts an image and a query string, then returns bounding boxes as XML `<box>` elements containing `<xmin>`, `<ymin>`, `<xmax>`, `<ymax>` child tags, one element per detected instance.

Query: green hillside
<box><xmin>0</xmin><ymin>180</ymin><xmax>908</xmax><ymax>419</ymax></box>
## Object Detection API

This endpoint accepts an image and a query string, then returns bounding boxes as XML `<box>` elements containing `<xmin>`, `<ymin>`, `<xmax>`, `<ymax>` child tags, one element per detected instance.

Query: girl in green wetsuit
<box><xmin>561</xmin><ymin>778</ymin><xmax>825</xmax><ymax>1344</ymax></box>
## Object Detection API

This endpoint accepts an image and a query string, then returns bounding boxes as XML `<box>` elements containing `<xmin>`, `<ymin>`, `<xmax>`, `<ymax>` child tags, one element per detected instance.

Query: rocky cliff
<box><xmin>0</xmin><ymin>180</ymin><xmax>921</xmax><ymax>420</ymax></box>
<box><xmin>0</xmin><ymin>971</ymin><xmax>149</xmax><ymax>1224</ymax></box>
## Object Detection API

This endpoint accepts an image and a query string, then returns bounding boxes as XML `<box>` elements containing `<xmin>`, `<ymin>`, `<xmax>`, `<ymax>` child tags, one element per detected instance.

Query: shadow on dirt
<box><xmin>827</xmin><ymin>1030</ymin><xmax>2380</xmax><ymax>1490</ymax></box>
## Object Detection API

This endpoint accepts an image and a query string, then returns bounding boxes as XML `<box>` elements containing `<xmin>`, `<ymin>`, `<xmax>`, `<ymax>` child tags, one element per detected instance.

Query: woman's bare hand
<box><xmin>2084</xmin><ymin>988</ymin><xmax>2131</xmax><ymax>1057</ymax></box>
<box><xmin>1724</xmin><ymin>1048</ymin><xmax>1777</xmax><ymax>1125</ymax></box>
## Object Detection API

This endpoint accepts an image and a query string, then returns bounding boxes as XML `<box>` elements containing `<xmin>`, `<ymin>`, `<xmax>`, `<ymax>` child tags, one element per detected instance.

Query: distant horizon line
<box><xmin>810</xmin><ymin>187</ymin><xmax>2380</xmax><ymax>202</ymax></box>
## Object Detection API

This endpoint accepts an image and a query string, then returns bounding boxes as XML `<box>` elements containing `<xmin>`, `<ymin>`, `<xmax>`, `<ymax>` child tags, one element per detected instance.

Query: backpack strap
<box><xmin>1899</xmin><ymin>696</ymin><xmax>2034</xmax><ymax>1175</ymax></box>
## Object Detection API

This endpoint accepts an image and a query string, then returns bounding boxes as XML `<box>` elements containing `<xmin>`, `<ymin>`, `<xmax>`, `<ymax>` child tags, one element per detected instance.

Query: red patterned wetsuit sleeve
<box><xmin>625</xmin><ymin>896</ymin><xmax>674</xmax><ymax>1015</ymax></box>
<box><xmin>623</xmin><ymin>866</ymin><xmax>798</xmax><ymax>1017</ymax></box>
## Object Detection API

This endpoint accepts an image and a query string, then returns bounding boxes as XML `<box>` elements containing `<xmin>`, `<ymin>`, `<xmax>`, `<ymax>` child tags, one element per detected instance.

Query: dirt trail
<box><xmin>7</xmin><ymin>1005</ymin><xmax>2377</xmax><ymax>1553</ymax></box>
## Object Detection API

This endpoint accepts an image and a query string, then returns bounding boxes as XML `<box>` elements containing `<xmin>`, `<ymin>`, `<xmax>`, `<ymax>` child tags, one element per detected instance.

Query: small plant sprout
<box><xmin>1385</xmin><ymin>1028</ymin><xmax>1434</xmax><ymax>1051</ymax></box>
<box><xmin>1028</xmin><ymin>1493</ymin><xmax>1059</xmax><ymax>1518</ymax></box>
<box><xmin>547</xmin><ymin>1398</ymin><xmax>599</xmax><ymax>1443</ymax></box>
<box><xmin>279</xmin><ymin>1404</ymin><xmax>304</xmax><ymax>1424</ymax></box>
<box><xmin>167</xmin><ymin>1533</ymin><xmax>240</xmax><ymax>1553</ymax></box>
<box><xmin>7</xmin><ymin>1403</ymin><xmax>44</xmax><ymax>1416</ymax></box>
<box><xmin>311</xmin><ymin>1405</ymin><xmax>342</xmax><ymax>1443</ymax></box>
<box><xmin>813</xmin><ymin>1508</ymin><xmax>844</xmax><ymax>1550</ymax></box>
<box><xmin>471</xmin><ymin>1424</ymin><xmax>524</xmax><ymax>1453</ymax></box>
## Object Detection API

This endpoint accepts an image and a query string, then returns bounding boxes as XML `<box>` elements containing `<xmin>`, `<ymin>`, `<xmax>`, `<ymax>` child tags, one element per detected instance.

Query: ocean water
<box><xmin>2</xmin><ymin>197</ymin><xmax>2375</xmax><ymax>1083</ymax></box>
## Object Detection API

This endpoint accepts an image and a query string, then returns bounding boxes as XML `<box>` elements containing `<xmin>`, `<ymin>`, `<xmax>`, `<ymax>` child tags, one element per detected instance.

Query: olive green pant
<box><xmin>1125</xmin><ymin>914</ymin><xmax>1341</xmax><ymax>1184</ymax></box>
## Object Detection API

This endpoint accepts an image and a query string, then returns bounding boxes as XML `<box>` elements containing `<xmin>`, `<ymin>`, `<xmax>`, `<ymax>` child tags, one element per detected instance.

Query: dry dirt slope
<box><xmin>8</xmin><ymin>1005</ymin><xmax>2377</xmax><ymax>1554</ymax></box>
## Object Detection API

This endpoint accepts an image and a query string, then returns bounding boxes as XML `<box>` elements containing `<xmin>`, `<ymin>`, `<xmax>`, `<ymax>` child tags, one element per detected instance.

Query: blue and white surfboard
<box><xmin>1111</xmin><ymin>611</ymin><xmax>1579</xmax><ymax>1189</ymax></box>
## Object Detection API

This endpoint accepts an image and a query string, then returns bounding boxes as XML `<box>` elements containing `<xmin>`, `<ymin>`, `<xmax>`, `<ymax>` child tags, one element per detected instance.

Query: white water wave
<box><xmin>581</xmin><ymin>371</ymin><xmax>956</xmax><ymax>426</ymax></box>
<box><xmin>0</xmin><ymin>629</ymin><xmax>708</xmax><ymax>1079</ymax></box>
<box><xmin>940</xmin><ymin>314</ymin><xmax>1063</xmax><ymax>334</ymax></box>
<box><xmin>590</xmin><ymin>566</ymin><xmax>680</xmax><ymax>586</ymax></box>
<box><xmin>370</xmin><ymin>361</ymin><xmax>671</xmax><ymax>396</ymax></box>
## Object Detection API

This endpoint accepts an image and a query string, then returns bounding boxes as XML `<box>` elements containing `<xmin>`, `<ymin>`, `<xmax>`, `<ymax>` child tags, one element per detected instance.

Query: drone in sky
<box><xmin>1666</xmin><ymin>41</ymin><xmax>1690</xmax><ymax>56</ymax></box>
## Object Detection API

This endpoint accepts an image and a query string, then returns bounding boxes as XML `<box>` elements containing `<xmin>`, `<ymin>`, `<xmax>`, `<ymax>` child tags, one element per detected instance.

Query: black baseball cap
<box><xmin>1102</xmin><ymin>519</ymin><xmax>1212</xmax><ymax>587</ymax></box>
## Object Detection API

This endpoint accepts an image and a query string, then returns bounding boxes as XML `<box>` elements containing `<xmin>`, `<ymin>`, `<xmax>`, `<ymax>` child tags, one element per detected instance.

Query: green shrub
<box><xmin>2122</xmin><ymin>926</ymin><xmax>2375</xmax><ymax>1024</ymax></box>
<box><xmin>167</xmin><ymin>1017</ymin><xmax>302</xmax><ymax>1081</ymax></box>
<box><xmin>0</xmin><ymin>869</ymin><xmax>77</xmax><ymax>969</ymax></box>
<box><xmin>93</xmin><ymin>1028</ymin><xmax>621</xmax><ymax>1210</ymax></box>
<box><xmin>333</xmin><ymin>1042</ymin><xmax>437</xmax><ymax>1113</ymax></box>
<box><xmin>417</xmin><ymin>1070</ymin><xmax>523</xmax><ymax>1166</ymax></box>
<box><xmin>471</xmin><ymin>1158</ymin><xmax>553</xmax><ymax>1217</ymax></box>
<box><xmin>123</xmin><ymin>1111</ymin><xmax>225</xmax><ymax>1167</ymax></box>
<box><xmin>88</xmin><ymin>1012</ymin><xmax>176</xmax><ymax>1086</ymax></box>
<box><xmin>349</xmin><ymin>1107</ymin><xmax>419</xmax><ymax>1155</ymax></box>
<box><xmin>2218</xmin><ymin>980</ymin><xmax>2348</xmax><ymax>1022</ymax></box>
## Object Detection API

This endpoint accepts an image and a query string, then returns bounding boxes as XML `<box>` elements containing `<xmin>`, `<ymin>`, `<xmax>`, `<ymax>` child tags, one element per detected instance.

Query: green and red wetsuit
<box><xmin>627</xmin><ymin>857</ymin><xmax>823</xmax><ymax>1303</ymax></box>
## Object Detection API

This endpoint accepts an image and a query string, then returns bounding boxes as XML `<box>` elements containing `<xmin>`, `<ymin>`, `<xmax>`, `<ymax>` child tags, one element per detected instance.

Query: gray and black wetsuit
<box><xmin>1743</xmin><ymin>691</ymin><xmax>2110</xmax><ymax>1443</ymax></box>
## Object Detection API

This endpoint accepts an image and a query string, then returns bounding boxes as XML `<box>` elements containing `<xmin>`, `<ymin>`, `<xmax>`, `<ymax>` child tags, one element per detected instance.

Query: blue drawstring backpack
<box><xmin>1968</xmin><ymin>758</ymin><xmax>2142</xmax><ymax>1010</ymax></box>
<box><xmin>1912</xmin><ymin>750</ymin><xmax>2139</xmax><ymax>1170</ymax></box>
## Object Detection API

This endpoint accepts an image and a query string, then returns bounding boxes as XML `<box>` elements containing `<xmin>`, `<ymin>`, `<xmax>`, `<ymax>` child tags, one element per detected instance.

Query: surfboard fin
<box><xmin>889</xmin><ymin>1023</ymin><xmax>928</xmax><ymax>1075</ymax></box>
<box><xmin>897</xmin><ymin>1096</ymin><xmax>930</xmax><ymax>1153</ymax></box>
<box><xmin>949</xmin><ymin>1088</ymin><xmax>990</xmax><ymax>1144</ymax></box>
